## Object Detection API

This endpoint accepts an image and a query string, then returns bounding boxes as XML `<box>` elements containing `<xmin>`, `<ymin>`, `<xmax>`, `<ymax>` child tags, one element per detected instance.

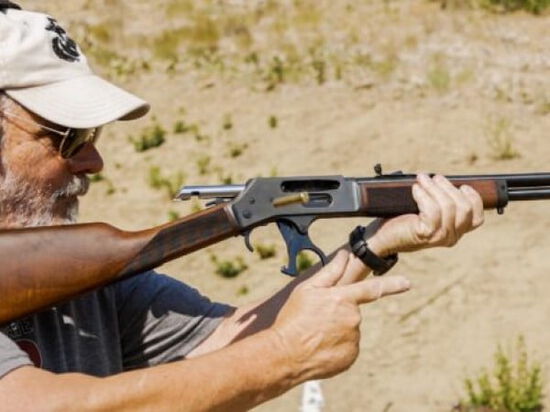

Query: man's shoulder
<box><xmin>114</xmin><ymin>270</ymin><xmax>184</xmax><ymax>293</ymax></box>
<box><xmin>113</xmin><ymin>270</ymin><xmax>210</xmax><ymax>309</ymax></box>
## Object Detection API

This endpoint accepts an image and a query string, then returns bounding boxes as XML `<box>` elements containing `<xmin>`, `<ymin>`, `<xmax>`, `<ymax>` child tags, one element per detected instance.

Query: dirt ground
<box><xmin>17</xmin><ymin>0</ymin><xmax>550</xmax><ymax>410</ymax></box>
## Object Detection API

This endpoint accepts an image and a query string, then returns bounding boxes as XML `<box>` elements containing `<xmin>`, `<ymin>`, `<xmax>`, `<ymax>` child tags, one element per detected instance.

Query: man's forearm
<box><xmin>2</xmin><ymin>330</ymin><xmax>299</xmax><ymax>412</ymax></box>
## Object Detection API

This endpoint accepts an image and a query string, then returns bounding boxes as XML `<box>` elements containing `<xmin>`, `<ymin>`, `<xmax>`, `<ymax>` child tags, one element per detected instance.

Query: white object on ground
<box><xmin>300</xmin><ymin>380</ymin><xmax>324</xmax><ymax>412</ymax></box>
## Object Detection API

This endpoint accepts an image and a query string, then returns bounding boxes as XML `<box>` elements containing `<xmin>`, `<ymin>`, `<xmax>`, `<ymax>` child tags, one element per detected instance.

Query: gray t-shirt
<box><xmin>0</xmin><ymin>271</ymin><xmax>231</xmax><ymax>378</ymax></box>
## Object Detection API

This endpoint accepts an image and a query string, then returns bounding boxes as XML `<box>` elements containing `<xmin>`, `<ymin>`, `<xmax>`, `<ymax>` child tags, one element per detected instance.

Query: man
<box><xmin>0</xmin><ymin>4</ymin><xmax>484</xmax><ymax>411</ymax></box>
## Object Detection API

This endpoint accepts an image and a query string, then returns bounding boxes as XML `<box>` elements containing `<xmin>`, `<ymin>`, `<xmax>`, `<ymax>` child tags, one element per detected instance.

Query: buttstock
<box><xmin>117</xmin><ymin>204</ymin><xmax>240</xmax><ymax>278</ymax></box>
<box><xmin>0</xmin><ymin>204</ymin><xmax>239</xmax><ymax>324</ymax></box>
<box><xmin>358</xmin><ymin>179</ymin><xmax>509</xmax><ymax>217</ymax></box>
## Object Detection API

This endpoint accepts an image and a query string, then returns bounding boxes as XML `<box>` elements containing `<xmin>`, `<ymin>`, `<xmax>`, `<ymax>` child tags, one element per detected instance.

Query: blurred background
<box><xmin>19</xmin><ymin>0</ymin><xmax>550</xmax><ymax>410</ymax></box>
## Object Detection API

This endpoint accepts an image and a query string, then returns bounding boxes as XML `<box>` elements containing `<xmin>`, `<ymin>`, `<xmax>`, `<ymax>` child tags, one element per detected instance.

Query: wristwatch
<box><xmin>349</xmin><ymin>225</ymin><xmax>398</xmax><ymax>276</ymax></box>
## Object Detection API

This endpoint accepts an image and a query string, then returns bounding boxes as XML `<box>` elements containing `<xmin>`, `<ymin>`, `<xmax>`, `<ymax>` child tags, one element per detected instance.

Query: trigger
<box><xmin>243</xmin><ymin>230</ymin><xmax>254</xmax><ymax>252</ymax></box>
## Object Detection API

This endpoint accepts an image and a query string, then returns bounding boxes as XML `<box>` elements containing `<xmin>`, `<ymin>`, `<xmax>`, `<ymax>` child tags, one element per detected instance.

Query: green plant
<box><xmin>147</xmin><ymin>166</ymin><xmax>186</xmax><ymax>199</ymax></box>
<box><xmin>435</xmin><ymin>0</ymin><xmax>549</xmax><ymax>13</ymax></box>
<box><xmin>255</xmin><ymin>243</ymin><xmax>277</xmax><ymax>260</ymax></box>
<box><xmin>311</xmin><ymin>56</ymin><xmax>327</xmax><ymax>85</ymax></box>
<box><xmin>130</xmin><ymin>122</ymin><xmax>166</xmax><ymax>152</ymax></box>
<box><xmin>105</xmin><ymin>180</ymin><xmax>116</xmax><ymax>196</ymax></box>
<box><xmin>536</xmin><ymin>100</ymin><xmax>550</xmax><ymax>116</ymax></box>
<box><xmin>196</xmin><ymin>155</ymin><xmax>211</xmax><ymax>175</ymax></box>
<box><xmin>297</xmin><ymin>251</ymin><xmax>315</xmax><ymax>272</ymax></box>
<box><xmin>222</xmin><ymin>113</ymin><xmax>233</xmax><ymax>131</ymax></box>
<box><xmin>228</xmin><ymin>142</ymin><xmax>248</xmax><ymax>158</ymax></box>
<box><xmin>186</xmin><ymin>123</ymin><xmax>209</xmax><ymax>142</ymax></box>
<box><xmin>370</xmin><ymin>55</ymin><xmax>398</xmax><ymax>79</ymax></box>
<box><xmin>211</xmin><ymin>255</ymin><xmax>248</xmax><ymax>278</ymax></box>
<box><xmin>237</xmin><ymin>285</ymin><xmax>250</xmax><ymax>296</ymax></box>
<box><xmin>485</xmin><ymin>117</ymin><xmax>520</xmax><ymax>160</ymax></box>
<box><xmin>458</xmin><ymin>336</ymin><xmax>543</xmax><ymax>412</ymax></box>
<box><xmin>89</xmin><ymin>173</ymin><xmax>105</xmax><ymax>183</ymax></box>
<box><xmin>191</xmin><ymin>199</ymin><xmax>203</xmax><ymax>213</ymax></box>
<box><xmin>265</xmin><ymin>56</ymin><xmax>286</xmax><ymax>90</ymax></box>
<box><xmin>480</xmin><ymin>0</ymin><xmax>550</xmax><ymax>14</ymax></box>
<box><xmin>167</xmin><ymin>210</ymin><xmax>181</xmax><ymax>221</ymax></box>
<box><xmin>173</xmin><ymin>120</ymin><xmax>191</xmax><ymax>134</ymax></box>
<box><xmin>268</xmin><ymin>115</ymin><xmax>278</xmax><ymax>129</ymax></box>
<box><xmin>428</xmin><ymin>64</ymin><xmax>451</xmax><ymax>93</ymax></box>
<box><xmin>216</xmin><ymin>169</ymin><xmax>234</xmax><ymax>185</ymax></box>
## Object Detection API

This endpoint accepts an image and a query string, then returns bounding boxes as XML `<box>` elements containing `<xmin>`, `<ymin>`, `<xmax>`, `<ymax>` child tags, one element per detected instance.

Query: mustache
<box><xmin>53</xmin><ymin>174</ymin><xmax>90</xmax><ymax>198</ymax></box>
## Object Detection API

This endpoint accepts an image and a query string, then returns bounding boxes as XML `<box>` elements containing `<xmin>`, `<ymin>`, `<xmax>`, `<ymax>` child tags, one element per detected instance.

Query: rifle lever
<box><xmin>276</xmin><ymin>218</ymin><xmax>327</xmax><ymax>277</ymax></box>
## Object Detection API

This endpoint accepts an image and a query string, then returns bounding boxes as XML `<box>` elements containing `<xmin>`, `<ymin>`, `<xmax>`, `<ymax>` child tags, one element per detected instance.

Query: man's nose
<box><xmin>66</xmin><ymin>142</ymin><xmax>104</xmax><ymax>174</ymax></box>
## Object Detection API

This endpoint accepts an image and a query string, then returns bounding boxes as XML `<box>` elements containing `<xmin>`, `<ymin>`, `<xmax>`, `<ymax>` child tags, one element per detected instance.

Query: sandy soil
<box><xmin>16</xmin><ymin>0</ymin><xmax>550</xmax><ymax>410</ymax></box>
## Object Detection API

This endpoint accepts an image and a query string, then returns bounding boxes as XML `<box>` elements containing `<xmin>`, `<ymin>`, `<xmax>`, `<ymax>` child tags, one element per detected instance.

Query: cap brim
<box><xmin>6</xmin><ymin>75</ymin><xmax>150</xmax><ymax>128</ymax></box>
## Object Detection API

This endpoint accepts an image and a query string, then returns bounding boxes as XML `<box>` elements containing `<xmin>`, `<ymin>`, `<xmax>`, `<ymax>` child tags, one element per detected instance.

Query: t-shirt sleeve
<box><xmin>0</xmin><ymin>331</ymin><xmax>33</xmax><ymax>379</ymax></box>
<box><xmin>114</xmin><ymin>271</ymin><xmax>232</xmax><ymax>370</ymax></box>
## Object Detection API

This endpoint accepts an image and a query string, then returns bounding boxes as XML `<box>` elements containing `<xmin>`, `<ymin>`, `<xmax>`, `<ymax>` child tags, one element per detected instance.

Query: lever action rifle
<box><xmin>2</xmin><ymin>166</ymin><xmax>550</xmax><ymax>324</ymax></box>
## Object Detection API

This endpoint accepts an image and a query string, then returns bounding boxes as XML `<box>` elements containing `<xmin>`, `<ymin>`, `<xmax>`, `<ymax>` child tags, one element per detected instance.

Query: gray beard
<box><xmin>0</xmin><ymin>167</ymin><xmax>89</xmax><ymax>227</ymax></box>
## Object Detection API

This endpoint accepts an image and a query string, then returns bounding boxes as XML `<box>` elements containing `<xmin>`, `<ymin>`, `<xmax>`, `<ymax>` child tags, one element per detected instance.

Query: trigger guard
<box><xmin>277</xmin><ymin>219</ymin><xmax>327</xmax><ymax>277</ymax></box>
<box><xmin>243</xmin><ymin>230</ymin><xmax>254</xmax><ymax>252</ymax></box>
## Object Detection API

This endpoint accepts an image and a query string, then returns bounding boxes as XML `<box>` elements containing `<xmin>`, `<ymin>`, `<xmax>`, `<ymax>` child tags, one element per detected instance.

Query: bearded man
<box><xmin>0</xmin><ymin>3</ymin><xmax>485</xmax><ymax>411</ymax></box>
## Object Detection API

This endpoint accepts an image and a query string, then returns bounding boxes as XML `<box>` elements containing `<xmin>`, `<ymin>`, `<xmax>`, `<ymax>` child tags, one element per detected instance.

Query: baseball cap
<box><xmin>0</xmin><ymin>7</ymin><xmax>150</xmax><ymax>128</ymax></box>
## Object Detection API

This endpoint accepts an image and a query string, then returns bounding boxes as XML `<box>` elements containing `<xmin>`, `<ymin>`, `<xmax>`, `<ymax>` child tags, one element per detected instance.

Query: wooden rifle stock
<box><xmin>357</xmin><ymin>179</ymin><xmax>508</xmax><ymax>217</ymax></box>
<box><xmin>0</xmin><ymin>204</ymin><xmax>239</xmax><ymax>324</ymax></box>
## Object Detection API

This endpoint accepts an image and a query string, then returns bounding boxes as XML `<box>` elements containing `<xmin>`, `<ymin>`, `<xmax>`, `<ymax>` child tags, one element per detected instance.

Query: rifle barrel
<box><xmin>449</xmin><ymin>173</ymin><xmax>550</xmax><ymax>188</ymax></box>
<box><xmin>508</xmin><ymin>188</ymin><xmax>550</xmax><ymax>201</ymax></box>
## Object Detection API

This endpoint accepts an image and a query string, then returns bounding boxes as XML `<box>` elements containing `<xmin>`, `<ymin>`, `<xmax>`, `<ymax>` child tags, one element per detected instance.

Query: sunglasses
<box><xmin>1</xmin><ymin>110</ymin><xmax>101</xmax><ymax>158</ymax></box>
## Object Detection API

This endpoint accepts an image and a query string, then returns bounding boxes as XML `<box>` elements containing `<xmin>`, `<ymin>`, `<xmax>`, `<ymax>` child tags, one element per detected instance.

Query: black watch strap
<box><xmin>349</xmin><ymin>226</ymin><xmax>398</xmax><ymax>276</ymax></box>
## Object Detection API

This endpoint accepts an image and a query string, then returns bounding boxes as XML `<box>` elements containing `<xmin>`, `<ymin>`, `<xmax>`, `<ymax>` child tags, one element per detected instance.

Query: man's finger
<box><xmin>411</xmin><ymin>182</ymin><xmax>440</xmax><ymax>238</ymax></box>
<box><xmin>460</xmin><ymin>185</ymin><xmax>485</xmax><ymax>228</ymax></box>
<box><xmin>434</xmin><ymin>176</ymin><xmax>474</xmax><ymax>236</ymax></box>
<box><xmin>337</xmin><ymin>275</ymin><xmax>411</xmax><ymax>305</ymax></box>
<box><xmin>309</xmin><ymin>249</ymin><xmax>350</xmax><ymax>288</ymax></box>
<box><xmin>419</xmin><ymin>175</ymin><xmax>457</xmax><ymax>242</ymax></box>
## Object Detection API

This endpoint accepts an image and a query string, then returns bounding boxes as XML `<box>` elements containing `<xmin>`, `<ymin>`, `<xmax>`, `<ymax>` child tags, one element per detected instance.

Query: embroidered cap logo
<box><xmin>45</xmin><ymin>17</ymin><xmax>80</xmax><ymax>63</ymax></box>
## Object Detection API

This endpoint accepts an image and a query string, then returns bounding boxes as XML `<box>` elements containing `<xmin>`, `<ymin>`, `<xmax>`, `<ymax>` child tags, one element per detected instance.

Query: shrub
<box><xmin>167</xmin><ymin>210</ymin><xmax>181</xmax><ymax>221</ymax></box>
<box><xmin>173</xmin><ymin>120</ymin><xmax>191</xmax><ymax>134</ymax></box>
<box><xmin>237</xmin><ymin>285</ymin><xmax>250</xmax><ymax>296</ymax></box>
<box><xmin>485</xmin><ymin>117</ymin><xmax>520</xmax><ymax>160</ymax></box>
<box><xmin>428</xmin><ymin>64</ymin><xmax>451</xmax><ymax>93</ymax></box>
<box><xmin>196</xmin><ymin>155</ymin><xmax>211</xmax><ymax>175</ymax></box>
<box><xmin>211</xmin><ymin>255</ymin><xmax>248</xmax><ymax>278</ymax></box>
<box><xmin>458</xmin><ymin>336</ymin><xmax>543</xmax><ymax>412</ymax></box>
<box><xmin>147</xmin><ymin>166</ymin><xmax>186</xmax><ymax>199</ymax></box>
<box><xmin>130</xmin><ymin>123</ymin><xmax>166</xmax><ymax>152</ymax></box>
<box><xmin>89</xmin><ymin>173</ymin><xmax>105</xmax><ymax>183</ymax></box>
<box><xmin>268</xmin><ymin>115</ymin><xmax>278</xmax><ymax>129</ymax></box>
<box><xmin>297</xmin><ymin>251</ymin><xmax>315</xmax><ymax>272</ymax></box>
<box><xmin>481</xmin><ymin>0</ymin><xmax>550</xmax><ymax>14</ymax></box>
<box><xmin>222</xmin><ymin>113</ymin><xmax>233</xmax><ymax>131</ymax></box>
<box><xmin>255</xmin><ymin>243</ymin><xmax>277</xmax><ymax>260</ymax></box>
<box><xmin>228</xmin><ymin>142</ymin><xmax>248</xmax><ymax>158</ymax></box>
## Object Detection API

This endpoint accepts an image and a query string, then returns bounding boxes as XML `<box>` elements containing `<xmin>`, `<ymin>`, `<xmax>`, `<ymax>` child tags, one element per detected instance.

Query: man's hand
<box><xmin>270</xmin><ymin>250</ymin><xmax>410</xmax><ymax>382</ymax></box>
<box><xmin>193</xmin><ymin>174</ymin><xmax>484</xmax><ymax>358</ymax></box>
<box><xmin>368</xmin><ymin>174</ymin><xmax>484</xmax><ymax>257</ymax></box>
